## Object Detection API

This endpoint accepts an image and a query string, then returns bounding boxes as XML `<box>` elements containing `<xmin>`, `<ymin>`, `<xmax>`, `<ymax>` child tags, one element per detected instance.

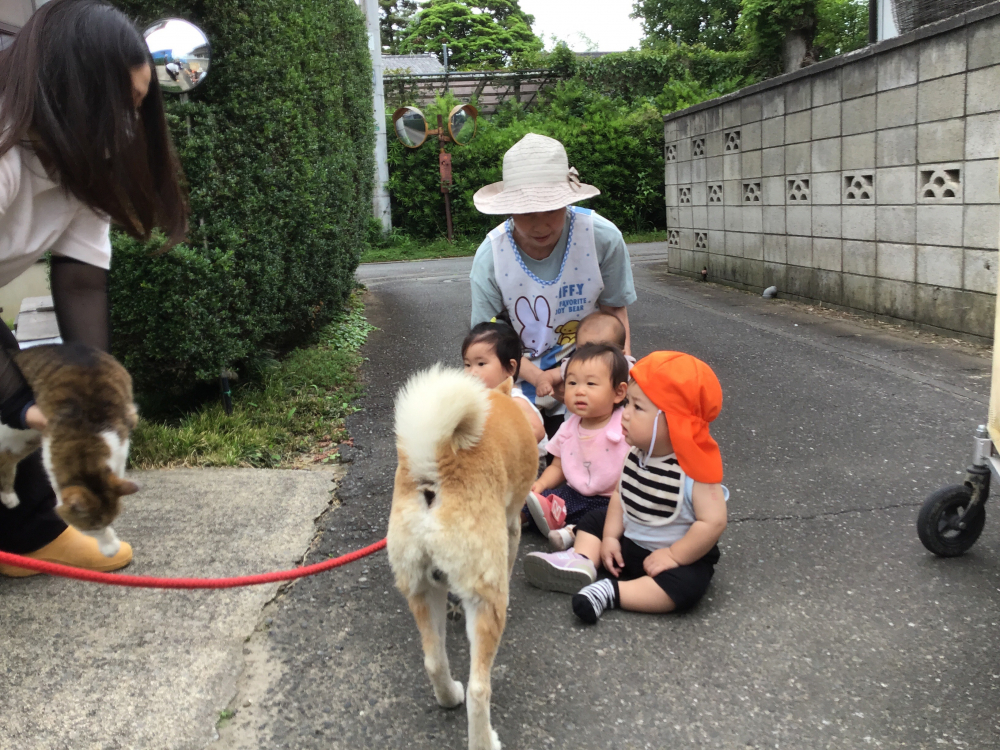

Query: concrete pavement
<box><xmin>0</xmin><ymin>468</ymin><xmax>341</xmax><ymax>750</ymax></box>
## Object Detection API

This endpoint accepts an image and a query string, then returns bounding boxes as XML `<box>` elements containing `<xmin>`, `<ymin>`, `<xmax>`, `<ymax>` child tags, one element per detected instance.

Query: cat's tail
<box><xmin>393</xmin><ymin>364</ymin><xmax>491</xmax><ymax>488</ymax></box>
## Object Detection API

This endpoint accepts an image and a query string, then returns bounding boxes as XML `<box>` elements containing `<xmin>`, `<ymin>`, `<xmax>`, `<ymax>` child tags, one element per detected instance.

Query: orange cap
<box><xmin>630</xmin><ymin>351</ymin><xmax>723</xmax><ymax>483</ymax></box>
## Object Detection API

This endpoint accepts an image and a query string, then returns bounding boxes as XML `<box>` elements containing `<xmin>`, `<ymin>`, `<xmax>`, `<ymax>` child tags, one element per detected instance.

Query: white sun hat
<box><xmin>472</xmin><ymin>132</ymin><xmax>600</xmax><ymax>214</ymax></box>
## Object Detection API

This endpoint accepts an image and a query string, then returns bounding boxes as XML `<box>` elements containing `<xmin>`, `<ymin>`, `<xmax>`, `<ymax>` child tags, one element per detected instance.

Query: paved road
<box><xmin>217</xmin><ymin>247</ymin><xmax>1000</xmax><ymax>750</ymax></box>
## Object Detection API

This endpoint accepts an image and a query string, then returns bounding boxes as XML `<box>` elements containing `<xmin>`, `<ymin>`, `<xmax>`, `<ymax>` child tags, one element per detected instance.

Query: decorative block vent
<box><xmin>743</xmin><ymin>182</ymin><xmax>762</xmax><ymax>203</ymax></box>
<box><xmin>679</xmin><ymin>186</ymin><xmax>692</xmax><ymax>205</ymax></box>
<box><xmin>787</xmin><ymin>178</ymin><xmax>811</xmax><ymax>202</ymax></box>
<box><xmin>844</xmin><ymin>173</ymin><xmax>874</xmax><ymax>203</ymax></box>
<box><xmin>667</xmin><ymin>229</ymin><xmax>680</xmax><ymax>248</ymax></box>
<box><xmin>692</xmin><ymin>137</ymin><xmax>705</xmax><ymax>158</ymax></box>
<box><xmin>666</xmin><ymin>144</ymin><xmax>677</xmax><ymax>162</ymax></box>
<box><xmin>724</xmin><ymin>129</ymin><xmax>741</xmax><ymax>152</ymax></box>
<box><xmin>708</xmin><ymin>183</ymin><xmax>723</xmax><ymax>204</ymax></box>
<box><xmin>919</xmin><ymin>167</ymin><xmax>961</xmax><ymax>202</ymax></box>
<box><xmin>695</xmin><ymin>232</ymin><xmax>708</xmax><ymax>250</ymax></box>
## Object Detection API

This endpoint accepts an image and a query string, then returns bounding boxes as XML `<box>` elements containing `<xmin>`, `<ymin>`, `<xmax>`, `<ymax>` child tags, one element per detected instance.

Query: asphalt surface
<box><xmin>214</xmin><ymin>245</ymin><xmax>1000</xmax><ymax>750</ymax></box>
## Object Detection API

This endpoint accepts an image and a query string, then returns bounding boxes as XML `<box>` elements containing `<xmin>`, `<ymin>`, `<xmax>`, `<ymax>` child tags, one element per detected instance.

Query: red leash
<box><xmin>0</xmin><ymin>538</ymin><xmax>387</xmax><ymax>589</ymax></box>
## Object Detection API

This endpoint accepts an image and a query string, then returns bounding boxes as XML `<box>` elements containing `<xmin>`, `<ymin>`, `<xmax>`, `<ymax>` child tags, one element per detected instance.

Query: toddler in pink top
<box><xmin>527</xmin><ymin>343</ymin><xmax>631</xmax><ymax>548</ymax></box>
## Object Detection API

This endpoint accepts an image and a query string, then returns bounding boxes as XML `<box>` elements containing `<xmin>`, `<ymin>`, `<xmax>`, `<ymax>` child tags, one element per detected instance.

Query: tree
<box><xmin>740</xmin><ymin>0</ymin><xmax>868</xmax><ymax>73</ymax></box>
<box><xmin>398</xmin><ymin>0</ymin><xmax>543</xmax><ymax>69</ymax></box>
<box><xmin>380</xmin><ymin>0</ymin><xmax>418</xmax><ymax>54</ymax></box>
<box><xmin>739</xmin><ymin>0</ymin><xmax>819</xmax><ymax>72</ymax></box>
<box><xmin>632</xmin><ymin>0</ymin><xmax>743</xmax><ymax>52</ymax></box>
<box><xmin>814</xmin><ymin>0</ymin><xmax>868</xmax><ymax>59</ymax></box>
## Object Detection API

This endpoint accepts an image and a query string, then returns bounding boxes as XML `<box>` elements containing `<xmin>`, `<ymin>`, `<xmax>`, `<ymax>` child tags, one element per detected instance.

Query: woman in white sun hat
<box><xmin>470</xmin><ymin>132</ymin><xmax>637</xmax><ymax>426</ymax></box>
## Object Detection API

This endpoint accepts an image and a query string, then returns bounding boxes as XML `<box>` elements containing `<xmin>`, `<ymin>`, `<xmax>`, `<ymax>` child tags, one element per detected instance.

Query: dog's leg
<box><xmin>464</xmin><ymin>592</ymin><xmax>506</xmax><ymax>750</ymax></box>
<box><xmin>408</xmin><ymin>585</ymin><xmax>464</xmax><ymax>709</ymax></box>
<box><xmin>505</xmin><ymin>515</ymin><xmax>521</xmax><ymax>581</ymax></box>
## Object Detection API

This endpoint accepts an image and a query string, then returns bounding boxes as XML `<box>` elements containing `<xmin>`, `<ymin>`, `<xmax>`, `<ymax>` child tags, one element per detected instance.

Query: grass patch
<box><xmin>622</xmin><ymin>230</ymin><xmax>669</xmax><ymax>244</ymax></box>
<box><xmin>129</xmin><ymin>291</ymin><xmax>374</xmax><ymax>469</ymax></box>
<box><xmin>361</xmin><ymin>233</ymin><xmax>479</xmax><ymax>263</ymax></box>
<box><xmin>361</xmin><ymin>227</ymin><xmax>670</xmax><ymax>264</ymax></box>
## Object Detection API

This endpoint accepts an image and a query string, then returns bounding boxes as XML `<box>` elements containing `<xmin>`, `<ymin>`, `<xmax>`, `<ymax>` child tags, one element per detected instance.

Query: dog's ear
<box><xmin>496</xmin><ymin>377</ymin><xmax>513</xmax><ymax>396</ymax></box>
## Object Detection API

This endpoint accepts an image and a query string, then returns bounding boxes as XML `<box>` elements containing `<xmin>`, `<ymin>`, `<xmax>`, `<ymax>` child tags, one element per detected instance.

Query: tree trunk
<box><xmin>782</xmin><ymin>29</ymin><xmax>810</xmax><ymax>72</ymax></box>
<box><xmin>781</xmin><ymin>8</ymin><xmax>818</xmax><ymax>73</ymax></box>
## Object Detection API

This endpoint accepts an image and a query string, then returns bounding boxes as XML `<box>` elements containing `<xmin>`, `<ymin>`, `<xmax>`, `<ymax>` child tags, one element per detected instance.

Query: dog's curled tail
<box><xmin>394</xmin><ymin>364</ymin><xmax>491</xmax><ymax>486</ymax></box>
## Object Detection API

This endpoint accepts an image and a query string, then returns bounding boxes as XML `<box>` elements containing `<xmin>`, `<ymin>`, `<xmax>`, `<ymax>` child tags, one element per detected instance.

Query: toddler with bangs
<box><xmin>526</xmin><ymin>343</ymin><xmax>632</xmax><ymax>548</ymax></box>
<box><xmin>461</xmin><ymin>319</ymin><xmax>547</xmax><ymax>454</ymax></box>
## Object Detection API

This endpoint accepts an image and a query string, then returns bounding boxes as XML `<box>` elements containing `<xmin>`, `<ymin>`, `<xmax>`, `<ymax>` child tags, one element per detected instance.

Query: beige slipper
<box><xmin>0</xmin><ymin>526</ymin><xmax>133</xmax><ymax>578</ymax></box>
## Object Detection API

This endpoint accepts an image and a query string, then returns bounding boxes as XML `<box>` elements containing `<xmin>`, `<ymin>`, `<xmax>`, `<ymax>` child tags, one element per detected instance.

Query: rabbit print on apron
<box><xmin>489</xmin><ymin>206</ymin><xmax>604</xmax><ymax>409</ymax></box>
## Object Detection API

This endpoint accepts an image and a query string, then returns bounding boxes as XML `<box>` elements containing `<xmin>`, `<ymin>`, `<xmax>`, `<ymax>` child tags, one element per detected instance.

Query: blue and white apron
<box><xmin>489</xmin><ymin>206</ymin><xmax>604</xmax><ymax>411</ymax></box>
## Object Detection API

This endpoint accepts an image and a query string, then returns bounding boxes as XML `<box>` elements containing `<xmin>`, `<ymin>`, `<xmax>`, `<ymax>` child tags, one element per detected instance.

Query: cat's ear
<box><xmin>111</xmin><ymin>476</ymin><xmax>140</xmax><ymax>496</ymax></box>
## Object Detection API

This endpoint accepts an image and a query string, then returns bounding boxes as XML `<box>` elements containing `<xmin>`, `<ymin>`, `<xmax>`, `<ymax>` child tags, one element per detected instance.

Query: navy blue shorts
<box><xmin>548</xmin><ymin>483</ymin><xmax>611</xmax><ymax>525</ymax></box>
<box><xmin>525</xmin><ymin>483</ymin><xmax>611</xmax><ymax>534</ymax></box>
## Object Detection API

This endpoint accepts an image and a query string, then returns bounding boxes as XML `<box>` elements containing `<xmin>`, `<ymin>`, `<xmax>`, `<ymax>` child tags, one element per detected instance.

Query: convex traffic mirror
<box><xmin>144</xmin><ymin>18</ymin><xmax>212</xmax><ymax>94</ymax></box>
<box><xmin>448</xmin><ymin>104</ymin><xmax>478</xmax><ymax>146</ymax></box>
<box><xmin>392</xmin><ymin>106</ymin><xmax>428</xmax><ymax>149</ymax></box>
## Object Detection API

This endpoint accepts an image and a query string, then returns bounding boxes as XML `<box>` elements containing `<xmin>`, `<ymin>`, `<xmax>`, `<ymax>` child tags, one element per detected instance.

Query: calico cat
<box><xmin>2</xmin><ymin>343</ymin><xmax>139</xmax><ymax>557</ymax></box>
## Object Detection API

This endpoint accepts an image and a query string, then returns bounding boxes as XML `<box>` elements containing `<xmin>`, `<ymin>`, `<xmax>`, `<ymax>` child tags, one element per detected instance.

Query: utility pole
<box><xmin>362</xmin><ymin>0</ymin><xmax>392</xmax><ymax>232</ymax></box>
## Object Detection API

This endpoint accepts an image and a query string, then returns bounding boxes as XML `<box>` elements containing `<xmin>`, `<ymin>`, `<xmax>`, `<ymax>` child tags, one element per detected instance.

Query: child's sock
<box><xmin>572</xmin><ymin>578</ymin><xmax>620</xmax><ymax>624</ymax></box>
<box><xmin>548</xmin><ymin>526</ymin><xmax>575</xmax><ymax>550</ymax></box>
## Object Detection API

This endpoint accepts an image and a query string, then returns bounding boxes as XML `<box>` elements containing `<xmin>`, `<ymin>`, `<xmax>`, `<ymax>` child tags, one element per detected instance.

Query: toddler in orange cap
<box><xmin>523</xmin><ymin>351</ymin><xmax>729</xmax><ymax>623</ymax></box>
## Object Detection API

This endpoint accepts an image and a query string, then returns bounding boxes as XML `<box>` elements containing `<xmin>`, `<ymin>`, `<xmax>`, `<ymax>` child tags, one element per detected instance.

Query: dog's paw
<box><xmin>490</xmin><ymin>728</ymin><xmax>501</xmax><ymax>750</ymax></box>
<box><xmin>0</xmin><ymin>491</ymin><xmax>19</xmax><ymax>509</ymax></box>
<box><xmin>435</xmin><ymin>678</ymin><xmax>464</xmax><ymax>709</ymax></box>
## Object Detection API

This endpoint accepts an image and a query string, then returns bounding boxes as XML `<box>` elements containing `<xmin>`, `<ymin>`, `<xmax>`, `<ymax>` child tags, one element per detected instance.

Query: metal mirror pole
<box><xmin>438</xmin><ymin>114</ymin><xmax>454</xmax><ymax>242</ymax></box>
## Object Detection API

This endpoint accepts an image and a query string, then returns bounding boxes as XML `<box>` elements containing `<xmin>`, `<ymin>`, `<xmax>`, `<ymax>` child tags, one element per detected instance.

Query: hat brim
<box><xmin>663</xmin><ymin>410</ymin><xmax>723</xmax><ymax>484</ymax></box>
<box><xmin>473</xmin><ymin>181</ymin><xmax>601</xmax><ymax>214</ymax></box>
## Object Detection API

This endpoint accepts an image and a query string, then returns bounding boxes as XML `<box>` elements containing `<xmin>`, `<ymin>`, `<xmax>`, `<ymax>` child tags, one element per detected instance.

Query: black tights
<box><xmin>0</xmin><ymin>257</ymin><xmax>110</xmax><ymax>552</ymax></box>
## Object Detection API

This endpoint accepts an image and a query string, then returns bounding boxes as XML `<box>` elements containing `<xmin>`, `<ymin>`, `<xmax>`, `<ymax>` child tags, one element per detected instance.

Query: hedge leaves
<box><xmin>109</xmin><ymin>0</ymin><xmax>374</xmax><ymax>398</ymax></box>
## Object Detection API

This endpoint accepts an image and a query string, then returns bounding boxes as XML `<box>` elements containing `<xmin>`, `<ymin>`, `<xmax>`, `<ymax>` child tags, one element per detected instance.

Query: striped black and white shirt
<box><xmin>619</xmin><ymin>448</ymin><xmax>697</xmax><ymax>550</ymax></box>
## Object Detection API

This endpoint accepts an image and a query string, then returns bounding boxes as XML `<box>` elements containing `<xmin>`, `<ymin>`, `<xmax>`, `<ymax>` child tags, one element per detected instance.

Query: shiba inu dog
<box><xmin>387</xmin><ymin>365</ymin><xmax>537</xmax><ymax>750</ymax></box>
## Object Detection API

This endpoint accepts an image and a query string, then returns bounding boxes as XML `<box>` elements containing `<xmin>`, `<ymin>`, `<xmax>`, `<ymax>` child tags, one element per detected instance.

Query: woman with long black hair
<box><xmin>0</xmin><ymin>0</ymin><xmax>188</xmax><ymax>576</ymax></box>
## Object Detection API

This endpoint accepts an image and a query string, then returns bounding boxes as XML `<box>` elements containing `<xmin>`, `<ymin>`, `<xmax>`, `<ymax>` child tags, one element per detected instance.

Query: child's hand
<box><xmin>600</xmin><ymin>537</ymin><xmax>624</xmax><ymax>577</ymax></box>
<box><xmin>535</xmin><ymin>368</ymin><xmax>562</xmax><ymax>399</ymax></box>
<box><xmin>534</xmin><ymin>370</ymin><xmax>555</xmax><ymax>398</ymax></box>
<box><xmin>530</xmin><ymin>480</ymin><xmax>546</xmax><ymax>496</ymax></box>
<box><xmin>643</xmin><ymin>547</ymin><xmax>680</xmax><ymax>577</ymax></box>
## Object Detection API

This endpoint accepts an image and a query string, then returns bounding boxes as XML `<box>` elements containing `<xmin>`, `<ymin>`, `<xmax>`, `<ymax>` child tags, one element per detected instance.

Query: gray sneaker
<box><xmin>523</xmin><ymin>550</ymin><xmax>597</xmax><ymax>594</ymax></box>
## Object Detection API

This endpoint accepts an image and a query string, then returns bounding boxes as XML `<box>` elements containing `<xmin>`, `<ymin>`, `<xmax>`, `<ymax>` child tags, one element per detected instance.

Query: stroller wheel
<box><xmin>917</xmin><ymin>484</ymin><xmax>986</xmax><ymax>557</ymax></box>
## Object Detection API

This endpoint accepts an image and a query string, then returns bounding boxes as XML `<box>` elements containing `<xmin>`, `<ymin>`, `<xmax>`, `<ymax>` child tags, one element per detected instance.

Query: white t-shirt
<box><xmin>0</xmin><ymin>144</ymin><xmax>112</xmax><ymax>288</ymax></box>
<box><xmin>511</xmin><ymin>386</ymin><xmax>548</xmax><ymax>458</ymax></box>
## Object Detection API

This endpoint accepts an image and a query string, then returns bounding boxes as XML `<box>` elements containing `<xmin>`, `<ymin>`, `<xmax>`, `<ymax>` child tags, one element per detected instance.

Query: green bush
<box><xmin>575</xmin><ymin>46</ymin><xmax>760</xmax><ymax>104</ymax></box>
<box><xmin>387</xmin><ymin>83</ymin><xmax>666</xmax><ymax>240</ymax></box>
<box><xmin>109</xmin><ymin>0</ymin><xmax>373</xmax><ymax>398</ymax></box>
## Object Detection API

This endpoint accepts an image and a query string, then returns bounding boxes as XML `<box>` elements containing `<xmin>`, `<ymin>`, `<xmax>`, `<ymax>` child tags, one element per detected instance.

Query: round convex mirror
<box><xmin>144</xmin><ymin>18</ymin><xmax>212</xmax><ymax>94</ymax></box>
<box><xmin>392</xmin><ymin>106</ymin><xmax>428</xmax><ymax>148</ymax></box>
<box><xmin>448</xmin><ymin>104</ymin><xmax>478</xmax><ymax>146</ymax></box>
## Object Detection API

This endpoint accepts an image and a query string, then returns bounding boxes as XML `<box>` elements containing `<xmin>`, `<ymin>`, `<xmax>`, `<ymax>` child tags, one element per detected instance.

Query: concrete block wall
<box><xmin>663</xmin><ymin>2</ymin><xmax>1000</xmax><ymax>340</ymax></box>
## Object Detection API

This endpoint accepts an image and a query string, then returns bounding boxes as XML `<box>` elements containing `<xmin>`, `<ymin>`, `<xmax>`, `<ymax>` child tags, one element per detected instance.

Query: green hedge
<box><xmin>387</xmin><ymin>83</ymin><xmax>666</xmax><ymax>241</ymax></box>
<box><xmin>109</xmin><ymin>0</ymin><xmax>373</xmax><ymax>398</ymax></box>
<box><xmin>575</xmin><ymin>46</ymin><xmax>760</xmax><ymax>104</ymax></box>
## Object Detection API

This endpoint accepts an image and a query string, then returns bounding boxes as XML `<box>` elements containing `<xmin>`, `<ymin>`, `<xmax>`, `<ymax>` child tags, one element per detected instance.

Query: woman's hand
<box><xmin>643</xmin><ymin>547</ymin><xmax>680</xmax><ymax>577</ymax></box>
<box><xmin>601</xmin><ymin>536</ymin><xmax>624</xmax><ymax>577</ymax></box>
<box><xmin>24</xmin><ymin>404</ymin><xmax>47</xmax><ymax>431</ymax></box>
